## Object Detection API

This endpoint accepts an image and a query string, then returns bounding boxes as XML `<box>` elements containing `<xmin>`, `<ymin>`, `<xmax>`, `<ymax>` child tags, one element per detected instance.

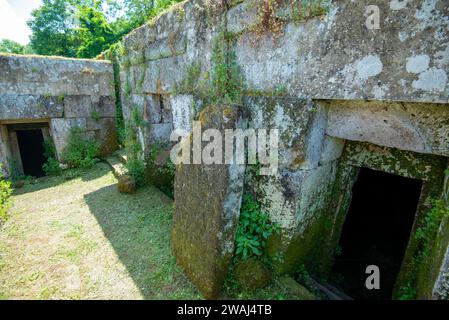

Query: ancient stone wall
<box><xmin>0</xmin><ymin>54</ymin><xmax>117</xmax><ymax>173</ymax></box>
<box><xmin>118</xmin><ymin>0</ymin><xmax>449</xmax><ymax>299</ymax></box>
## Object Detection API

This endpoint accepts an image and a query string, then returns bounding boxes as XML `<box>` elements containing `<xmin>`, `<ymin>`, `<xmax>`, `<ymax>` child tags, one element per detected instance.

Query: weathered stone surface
<box><xmin>234</xmin><ymin>258</ymin><xmax>272</xmax><ymax>290</ymax></box>
<box><xmin>95</xmin><ymin>118</ymin><xmax>118</xmax><ymax>157</ymax></box>
<box><xmin>144</xmin><ymin>94</ymin><xmax>162</xmax><ymax>123</ymax></box>
<box><xmin>172</xmin><ymin>105</ymin><xmax>248</xmax><ymax>299</ymax></box>
<box><xmin>64</xmin><ymin>95</ymin><xmax>92</xmax><ymax>118</ymax></box>
<box><xmin>117</xmin><ymin>175</ymin><xmax>137</xmax><ymax>194</ymax></box>
<box><xmin>118</xmin><ymin>0</ymin><xmax>449</xmax><ymax>299</ymax></box>
<box><xmin>0</xmin><ymin>54</ymin><xmax>115</xmax><ymax>96</ymax></box>
<box><xmin>326</xmin><ymin>100</ymin><xmax>449</xmax><ymax>157</ymax></box>
<box><xmin>170</xmin><ymin>94</ymin><xmax>193</xmax><ymax>132</ymax></box>
<box><xmin>276</xmin><ymin>276</ymin><xmax>317</xmax><ymax>300</ymax></box>
<box><xmin>0</xmin><ymin>54</ymin><xmax>117</xmax><ymax>172</ymax></box>
<box><xmin>50</xmin><ymin>118</ymin><xmax>87</xmax><ymax>159</ymax></box>
<box><xmin>0</xmin><ymin>94</ymin><xmax>64</xmax><ymax>120</ymax></box>
<box><xmin>93</xmin><ymin>96</ymin><xmax>116</xmax><ymax>118</ymax></box>
<box><xmin>147</xmin><ymin>123</ymin><xmax>172</xmax><ymax>144</ymax></box>
<box><xmin>145</xmin><ymin>33</ymin><xmax>187</xmax><ymax>61</ymax></box>
<box><xmin>233</xmin><ymin>0</ymin><xmax>449</xmax><ymax>103</ymax></box>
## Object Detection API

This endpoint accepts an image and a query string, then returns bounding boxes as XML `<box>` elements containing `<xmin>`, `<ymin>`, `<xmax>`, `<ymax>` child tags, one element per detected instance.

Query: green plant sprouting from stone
<box><xmin>290</xmin><ymin>0</ymin><xmax>330</xmax><ymax>23</ymax></box>
<box><xmin>175</xmin><ymin>31</ymin><xmax>244</xmax><ymax>111</ymax></box>
<box><xmin>398</xmin><ymin>169</ymin><xmax>449</xmax><ymax>299</ymax></box>
<box><xmin>235</xmin><ymin>193</ymin><xmax>278</xmax><ymax>260</ymax></box>
<box><xmin>235</xmin><ymin>163</ymin><xmax>278</xmax><ymax>261</ymax></box>
<box><xmin>210</xmin><ymin>32</ymin><xmax>244</xmax><ymax>105</ymax></box>
<box><xmin>0</xmin><ymin>164</ymin><xmax>13</xmax><ymax>223</ymax></box>
<box><xmin>124</xmin><ymin>107</ymin><xmax>146</xmax><ymax>187</ymax></box>
<box><xmin>103</xmin><ymin>43</ymin><xmax>126</xmax><ymax>145</ymax></box>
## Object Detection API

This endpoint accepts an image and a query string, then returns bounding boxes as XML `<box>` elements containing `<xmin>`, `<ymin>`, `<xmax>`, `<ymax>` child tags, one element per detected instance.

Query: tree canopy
<box><xmin>0</xmin><ymin>39</ymin><xmax>33</xmax><ymax>55</ymax></box>
<box><xmin>23</xmin><ymin>0</ymin><xmax>183</xmax><ymax>59</ymax></box>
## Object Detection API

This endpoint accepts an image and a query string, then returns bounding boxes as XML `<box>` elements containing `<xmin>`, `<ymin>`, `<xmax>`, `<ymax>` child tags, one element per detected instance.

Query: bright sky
<box><xmin>0</xmin><ymin>0</ymin><xmax>42</xmax><ymax>45</ymax></box>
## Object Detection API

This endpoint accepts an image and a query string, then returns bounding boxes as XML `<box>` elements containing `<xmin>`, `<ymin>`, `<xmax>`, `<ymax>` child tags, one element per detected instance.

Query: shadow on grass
<box><xmin>83</xmin><ymin>181</ymin><xmax>201</xmax><ymax>300</ymax></box>
<box><xmin>13</xmin><ymin>162</ymin><xmax>111</xmax><ymax>196</ymax></box>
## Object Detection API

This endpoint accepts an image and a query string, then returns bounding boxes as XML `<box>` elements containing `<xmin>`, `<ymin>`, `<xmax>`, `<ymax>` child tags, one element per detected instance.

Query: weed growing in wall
<box><xmin>124</xmin><ymin>107</ymin><xmax>146</xmax><ymax>187</ymax></box>
<box><xmin>0</xmin><ymin>164</ymin><xmax>13</xmax><ymax>223</ymax></box>
<box><xmin>210</xmin><ymin>32</ymin><xmax>244</xmax><ymax>105</ymax></box>
<box><xmin>235</xmin><ymin>193</ymin><xmax>278</xmax><ymax>259</ymax></box>
<box><xmin>290</xmin><ymin>0</ymin><xmax>330</xmax><ymax>23</ymax></box>
<box><xmin>235</xmin><ymin>163</ymin><xmax>278</xmax><ymax>261</ymax></box>
<box><xmin>62</xmin><ymin>128</ymin><xmax>101</xmax><ymax>169</ymax></box>
<box><xmin>174</xmin><ymin>31</ymin><xmax>244</xmax><ymax>117</ymax></box>
<box><xmin>398</xmin><ymin>169</ymin><xmax>449</xmax><ymax>299</ymax></box>
<box><xmin>103</xmin><ymin>42</ymin><xmax>126</xmax><ymax>146</ymax></box>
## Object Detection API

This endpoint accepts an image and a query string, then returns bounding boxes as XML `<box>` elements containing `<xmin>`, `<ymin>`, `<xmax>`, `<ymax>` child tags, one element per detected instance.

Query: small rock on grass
<box><xmin>117</xmin><ymin>175</ymin><xmax>136</xmax><ymax>194</ymax></box>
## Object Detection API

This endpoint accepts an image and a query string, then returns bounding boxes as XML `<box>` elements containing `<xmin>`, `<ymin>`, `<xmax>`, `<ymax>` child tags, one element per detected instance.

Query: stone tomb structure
<box><xmin>1</xmin><ymin>0</ymin><xmax>448</xmax><ymax>300</ymax></box>
<box><xmin>118</xmin><ymin>0</ymin><xmax>449</xmax><ymax>299</ymax></box>
<box><xmin>0</xmin><ymin>54</ymin><xmax>117</xmax><ymax>177</ymax></box>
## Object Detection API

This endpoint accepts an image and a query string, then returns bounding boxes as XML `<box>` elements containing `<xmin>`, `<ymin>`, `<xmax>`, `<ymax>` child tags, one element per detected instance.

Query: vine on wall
<box><xmin>398</xmin><ymin>169</ymin><xmax>449</xmax><ymax>299</ymax></box>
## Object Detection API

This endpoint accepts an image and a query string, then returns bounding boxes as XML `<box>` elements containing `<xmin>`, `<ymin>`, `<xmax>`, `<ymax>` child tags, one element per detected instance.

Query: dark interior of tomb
<box><xmin>16</xmin><ymin>129</ymin><xmax>46</xmax><ymax>177</ymax></box>
<box><xmin>331</xmin><ymin>167</ymin><xmax>423</xmax><ymax>300</ymax></box>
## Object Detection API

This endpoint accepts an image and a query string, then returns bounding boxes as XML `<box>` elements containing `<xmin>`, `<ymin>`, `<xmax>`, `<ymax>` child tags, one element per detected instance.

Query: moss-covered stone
<box><xmin>171</xmin><ymin>104</ymin><xmax>248</xmax><ymax>299</ymax></box>
<box><xmin>234</xmin><ymin>258</ymin><xmax>272</xmax><ymax>290</ymax></box>
<box><xmin>276</xmin><ymin>275</ymin><xmax>317</xmax><ymax>300</ymax></box>
<box><xmin>117</xmin><ymin>174</ymin><xmax>136</xmax><ymax>194</ymax></box>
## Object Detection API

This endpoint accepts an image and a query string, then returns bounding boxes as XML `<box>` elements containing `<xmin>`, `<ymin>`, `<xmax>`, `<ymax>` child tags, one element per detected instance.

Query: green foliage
<box><xmin>125</xmin><ymin>158</ymin><xmax>146</xmax><ymax>187</ymax></box>
<box><xmin>62</xmin><ymin>128</ymin><xmax>100</xmax><ymax>169</ymax></box>
<box><xmin>124</xmin><ymin>107</ymin><xmax>146</xmax><ymax>187</ymax></box>
<box><xmin>398</xmin><ymin>170</ymin><xmax>449</xmax><ymax>299</ymax></box>
<box><xmin>0</xmin><ymin>39</ymin><xmax>33</xmax><ymax>55</ymax></box>
<box><xmin>290</xmin><ymin>0</ymin><xmax>330</xmax><ymax>23</ymax></box>
<box><xmin>76</xmin><ymin>4</ymin><xmax>120</xmax><ymax>58</ymax></box>
<box><xmin>0</xmin><ymin>165</ymin><xmax>13</xmax><ymax>223</ymax></box>
<box><xmin>42</xmin><ymin>140</ymin><xmax>62</xmax><ymax>176</ymax></box>
<box><xmin>176</xmin><ymin>31</ymin><xmax>244</xmax><ymax>112</ymax></box>
<box><xmin>210</xmin><ymin>32</ymin><xmax>244</xmax><ymax>105</ymax></box>
<box><xmin>57</xmin><ymin>94</ymin><xmax>66</xmax><ymax>103</ymax></box>
<box><xmin>398</xmin><ymin>283</ymin><xmax>417</xmax><ymax>301</ymax></box>
<box><xmin>91</xmin><ymin>110</ymin><xmax>101</xmax><ymax>122</ymax></box>
<box><xmin>415</xmin><ymin>198</ymin><xmax>449</xmax><ymax>261</ymax></box>
<box><xmin>28</xmin><ymin>0</ymin><xmax>82</xmax><ymax>57</ymax></box>
<box><xmin>235</xmin><ymin>193</ymin><xmax>278</xmax><ymax>260</ymax></box>
<box><xmin>27</xmin><ymin>0</ymin><xmax>185</xmax><ymax>59</ymax></box>
<box><xmin>43</xmin><ymin>158</ymin><xmax>63</xmax><ymax>176</ymax></box>
<box><xmin>103</xmin><ymin>43</ymin><xmax>126</xmax><ymax>145</ymax></box>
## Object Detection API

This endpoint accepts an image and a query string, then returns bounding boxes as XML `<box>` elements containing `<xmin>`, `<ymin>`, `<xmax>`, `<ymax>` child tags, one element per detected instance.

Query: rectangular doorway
<box><xmin>16</xmin><ymin>129</ymin><xmax>46</xmax><ymax>177</ymax></box>
<box><xmin>332</xmin><ymin>167</ymin><xmax>423</xmax><ymax>300</ymax></box>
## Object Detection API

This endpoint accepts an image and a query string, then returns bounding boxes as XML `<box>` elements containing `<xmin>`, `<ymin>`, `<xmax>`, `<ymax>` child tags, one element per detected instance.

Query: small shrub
<box><xmin>62</xmin><ymin>128</ymin><xmax>100</xmax><ymax>169</ymax></box>
<box><xmin>43</xmin><ymin>157</ymin><xmax>62</xmax><ymax>176</ymax></box>
<box><xmin>42</xmin><ymin>140</ymin><xmax>62</xmax><ymax>176</ymax></box>
<box><xmin>235</xmin><ymin>193</ymin><xmax>278</xmax><ymax>260</ymax></box>
<box><xmin>125</xmin><ymin>158</ymin><xmax>145</xmax><ymax>187</ymax></box>
<box><xmin>0</xmin><ymin>165</ymin><xmax>13</xmax><ymax>223</ymax></box>
<box><xmin>91</xmin><ymin>110</ymin><xmax>101</xmax><ymax>122</ymax></box>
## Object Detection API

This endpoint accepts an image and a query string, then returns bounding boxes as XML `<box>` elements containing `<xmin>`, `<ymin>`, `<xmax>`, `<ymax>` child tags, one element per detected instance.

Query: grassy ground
<box><xmin>0</xmin><ymin>162</ymin><xmax>201</xmax><ymax>300</ymax></box>
<box><xmin>0</xmin><ymin>162</ymin><xmax>296</xmax><ymax>300</ymax></box>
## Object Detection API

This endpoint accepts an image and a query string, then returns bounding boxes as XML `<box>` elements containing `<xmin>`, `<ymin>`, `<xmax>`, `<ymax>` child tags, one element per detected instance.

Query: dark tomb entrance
<box><xmin>16</xmin><ymin>129</ymin><xmax>46</xmax><ymax>177</ymax></box>
<box><xmin>332</xmin><ymin>167</ymin><xmax>423</xmax><ymax>300</ymax></box>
